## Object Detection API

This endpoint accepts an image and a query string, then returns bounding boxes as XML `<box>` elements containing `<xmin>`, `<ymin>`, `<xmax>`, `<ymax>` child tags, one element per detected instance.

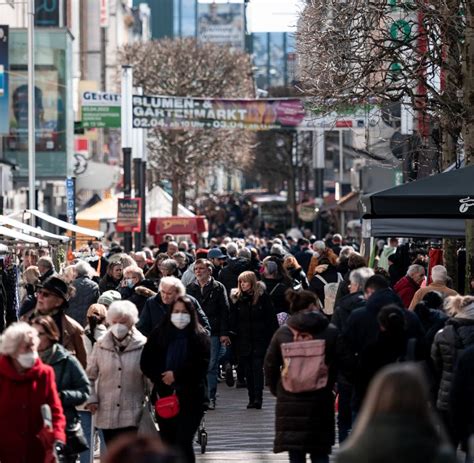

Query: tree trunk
<box><xmin>464</xmin><ymin>0</ymin><xmax>474</xmax><ymax>293</ymax></box>
<box><xmin>171</xmin><ymin>176</ymin><xmax>179</xmax><ymax>216</ymax></box>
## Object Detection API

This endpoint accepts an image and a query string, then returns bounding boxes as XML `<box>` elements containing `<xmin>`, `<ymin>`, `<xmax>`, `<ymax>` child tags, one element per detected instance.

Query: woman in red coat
<box><xmin>0</xmin><ymin>322</ymin><xmax>66</xmax><ymax>463</ymax></box>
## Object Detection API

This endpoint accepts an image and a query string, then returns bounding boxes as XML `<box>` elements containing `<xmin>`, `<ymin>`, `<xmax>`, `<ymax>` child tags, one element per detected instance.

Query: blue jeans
<box><xmin>79</xmin><ymin>411</ymin><xmax>105</xmax><ymax>463</ymax></box>
<box><xmin>208</xmin><ymin>336</ymin><xmax>225</xmax><ymax>401</ymax></box>
<box><xmin>288</xmin><ymin>451</ymin><xmax>329</xmax><ymax>463</ymax></box>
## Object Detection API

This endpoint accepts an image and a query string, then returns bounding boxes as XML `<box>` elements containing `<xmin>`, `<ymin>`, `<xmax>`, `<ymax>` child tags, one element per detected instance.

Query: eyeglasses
<box><xmin>36</xmin><ymin>289</ymin><xmax>55</xmax><ymax>298</ymax></box>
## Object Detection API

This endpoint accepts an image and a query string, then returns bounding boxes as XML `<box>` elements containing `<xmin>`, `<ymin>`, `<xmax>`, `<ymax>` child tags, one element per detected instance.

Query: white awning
<box><xmin>0</xmin><ymin>215</ymin><xmax>70</xmax><ymax>243</ymax></box>
<box><xmin>0</xmin><ymin>226</ymin><xmax>48</xmax><ymax>246</ymax></box>
<box><xmin>25</xmin><ymin>210</ymin><xmax>104</xmax><ymax>239</ymax></box>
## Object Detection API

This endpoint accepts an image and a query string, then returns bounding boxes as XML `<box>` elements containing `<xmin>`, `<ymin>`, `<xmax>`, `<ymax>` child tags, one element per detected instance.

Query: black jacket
<box><xmin>98</xmin><ymin>274</ymin><xmax>120</xmax><ymax>293</ymax></box>
<box><xmin>294</xmin><ymin>248</ymin><xmax>314</xmax><ymax>274</ymax></box>
<box><xmin>137</xmin><ymin>293</ymin><xmax>210</xmax><ymax>337</ymax></box>
<box><xmin>230</xmin><ymin>283</ymin><xmax>277</xmax><ymax>357</ymax></box>
<box><xmin>331</xmin><ymin>291</ymin><xmax>366</xmax><ymax>334</ymax></box>
<box><xmin>218</xmin><ymin>257</ymin><xmax>252</xmax><ymax>296</ymax></box>
<box><xmin>264</xmin><ymin>312</ymin><xmax>353</xmax><ymax>454</ymax></box>
<box><xmin>262</xmin><ymin>277</ymin><xmax>292</xmax><ymax>315</ymax></box>
<box><xmin>288</xmin><ymin>267</ymin><xmax>309</xmax><ymax>290</ymax></box>
<box><xmin>140</xmin><ymin>325</ymin><xmax>210</xmax><ymax>412</ymax></box>
<box><xmin>344</xmin><ymin>288</ymin><xmax>423</xmax><ymax>355</ymax></box>
<box><xmin>451</xmin><ymin>344</ymin><xmax>474</xmax><ymax>450</ymax></box>
<box><xmin>119</xmin><ymin>279</ymin><xmax>157</xmax><ymax>314</ymax></box>
<box><xmin>186</xmin><ymin>278</ymin><xmax>230</xmax><ymax>337</ymax></box>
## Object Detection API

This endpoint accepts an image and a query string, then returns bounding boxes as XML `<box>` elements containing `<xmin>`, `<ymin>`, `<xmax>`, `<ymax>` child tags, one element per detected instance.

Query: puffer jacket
<box><xmin>264</xmin><ymin>312</ymin><xmax>353</xmax><ymax>454</ymax></box>
<box><xmin>431</xmin><ymin>314</ymin><xmax>474</xmax><ymax>410</ymax></box>
<box><xmin>86</xmin><ymin>327</ymin><xmax>147</xmax><ymax>429</ymax></box>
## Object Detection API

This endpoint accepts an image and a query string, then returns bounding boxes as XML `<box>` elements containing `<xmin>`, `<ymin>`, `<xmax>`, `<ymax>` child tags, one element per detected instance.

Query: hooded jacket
<box><xmin>431</xmin><ymin>306</ymin><xmax>474</xmax><ymax>410</ymax></box>
<box><xmin>0</xmin><ymin>355</ymin><xmax>66</xmax><ymax>463</ymax></box>
<box><xmin>229</xmin><ymin>281</ymin><xmax>277</xmax><ymax>357</ymax></box>
<box><xmin>264</xmin><ymin>312</ymin><xmax>353</xmax><ymax>454</ymax></box>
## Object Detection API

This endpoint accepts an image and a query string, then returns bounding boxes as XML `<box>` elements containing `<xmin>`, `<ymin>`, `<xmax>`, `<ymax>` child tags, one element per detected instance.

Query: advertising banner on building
<box><xmin>197</xmin><ymin>2</ymin><xmax>245</xmax><ymax>49</ymax></box>
<box><xmin>116</xmin><ymin>198</ymin><xmax>141</xmax><ymax>233</ymax></box>
<box><xmin>35</xmin><ymin>0</ymin><xmax>60</xmax><ymax>27</ymax></box>
<box><xmin>0</xmin><ymin>26</ymin><xmax>9</xmax><ymax>135</ymax></box>
<box><xmin>4</xmin><ymin>28</ymin><xmax>71</xmax><ymax>178</ymax></box>
<box><xmin>81</xmin><ymin>91</ymin><xmax>121</xmax><ymax>128</ymax></box>
<box><xmin>132</xmin><ymin>95</ymin><xmax>305</xmax><ymax>130</ymax></box>
<box><xmin>66</xmin><ymin>176</ymin><xmax>76</xmax><ymax>224</ymax></box>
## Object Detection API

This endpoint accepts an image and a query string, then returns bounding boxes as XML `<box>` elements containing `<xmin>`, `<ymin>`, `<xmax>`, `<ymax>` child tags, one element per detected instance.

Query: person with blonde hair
<box><xmin>432</xmin><ymin>294</ymin><xmax>474</xmax><ymax>442</ymax></box>
<box><xmin>336</xmin><ymin>363</ymin><xmax>456</xmax><ymax>463</ymax></box>
<box><xmin>283</xmin><ymin>255</ymin><xmax>309</xmax><ymax>290</ymax></box>
<box><xmin>0</xmin><ymin>322</ymin><xmax>67</xmax><ymax>462</ymax></box>
<box><xmin>230</xmin><ymin>271</ymin><xmax>277</xmax><ymax>409</ymax></box>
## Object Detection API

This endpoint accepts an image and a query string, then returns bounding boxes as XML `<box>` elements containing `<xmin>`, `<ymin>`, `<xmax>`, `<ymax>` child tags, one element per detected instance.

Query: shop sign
<box><xmin>116</xmin><ymin>198</ymin><xmax>141</xmax><ymax>233</ymax></box>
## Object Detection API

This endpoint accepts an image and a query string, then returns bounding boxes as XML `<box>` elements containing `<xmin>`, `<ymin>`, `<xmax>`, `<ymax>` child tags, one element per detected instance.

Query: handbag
<box><xmin>155</xmin><ymin>393</ymin><xmax>180</xmax><ymax>419</ymax></box>
<box><xmin>138</xmin><ymin>396</ymin><xmax>160</xmax><ymax>436</ymax></box>
<box><xmin>65</xmin><ymin>418</ymin><xmax>89</xmax><ymax>454</ymax></box>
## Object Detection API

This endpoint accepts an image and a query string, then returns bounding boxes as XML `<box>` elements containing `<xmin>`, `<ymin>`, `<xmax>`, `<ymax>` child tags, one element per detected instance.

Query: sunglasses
<box><xmin>36</xmin><ymin>289</ymin><xmax>56</xmax><ymax>298</ymax></box>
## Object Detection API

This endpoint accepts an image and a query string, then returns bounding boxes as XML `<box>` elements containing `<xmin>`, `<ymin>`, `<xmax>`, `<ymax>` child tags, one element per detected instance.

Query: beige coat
<box><xmin>408</xmin><ymin>282</ymin><xmax>458</xmax><ymax>309</ymax></box>
<box><xmin>86</xmin><ymin>327</ymin><xmax>147</xmax><ymax>429</ymax></box>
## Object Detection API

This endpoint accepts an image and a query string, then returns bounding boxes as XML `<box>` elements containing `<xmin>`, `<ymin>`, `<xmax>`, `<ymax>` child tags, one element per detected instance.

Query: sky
<box><xmin>199</xmin><ymin>0</ymin><xmax>301</xmax><ymax>33</ymax></box>
<box><xmin>247</xmin><ymin>0</ymin><xmax>301</xmax><ymax>33</ymax></box>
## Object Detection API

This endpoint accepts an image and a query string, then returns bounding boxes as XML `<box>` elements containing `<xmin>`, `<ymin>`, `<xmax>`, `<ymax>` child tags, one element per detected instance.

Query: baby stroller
<box><xmin>196</xmin><ymin>413</ymin><xmax>208</xmax><ymax>454</ymax></box>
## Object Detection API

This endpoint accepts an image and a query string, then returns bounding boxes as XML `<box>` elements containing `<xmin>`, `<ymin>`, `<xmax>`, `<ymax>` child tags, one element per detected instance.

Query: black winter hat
<box><xmin>37</xmin><ymin>276</ymin><xmax>70</xmax><ymax>303</ymax></box>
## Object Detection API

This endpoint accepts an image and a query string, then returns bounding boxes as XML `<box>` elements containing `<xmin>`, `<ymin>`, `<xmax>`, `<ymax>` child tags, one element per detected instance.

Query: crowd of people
<box><xmin>0</xmin><ymin>233</ymin><xmax>472</xmax><ymax>462</ymax></box>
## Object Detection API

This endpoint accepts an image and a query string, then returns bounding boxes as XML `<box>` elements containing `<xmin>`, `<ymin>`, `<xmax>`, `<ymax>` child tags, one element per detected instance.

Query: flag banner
<box><xmin>132</xmin><ymin>95</ymin><xmax>305</xmax><ymax>130</ymax></box>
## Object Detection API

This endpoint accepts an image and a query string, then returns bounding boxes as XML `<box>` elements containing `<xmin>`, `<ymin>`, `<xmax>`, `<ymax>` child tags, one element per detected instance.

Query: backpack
<box><xmin>280</xmin><ymin>326</ymin><xmax>329</xmax><ymax>393</ymax></box>
<box><xmin>315</xmin><ymin>273</ymin><xmax>343</xmax><ymax>315</ymax></box>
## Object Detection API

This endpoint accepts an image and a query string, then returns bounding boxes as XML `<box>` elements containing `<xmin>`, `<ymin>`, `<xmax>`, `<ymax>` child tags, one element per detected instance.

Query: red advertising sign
<box><xmin>116</xmin><ymin>198</ymin><xmax>141</xmax><ymax>233</ymax></box>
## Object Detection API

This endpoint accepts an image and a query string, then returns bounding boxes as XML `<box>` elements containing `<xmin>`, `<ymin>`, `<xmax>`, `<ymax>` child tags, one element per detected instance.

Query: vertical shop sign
<box><xmin>66</xmin><ymin>176</ymin><xmax>76</xmax><ymax>224</ymax></box>
<box><xmin>0</xmin><ymin>26</ymin><xmax>8</xmax><ymax>134</ymax></box>
<box><xmin>100</xmin><ymin>0</ymin><xmax>109</xmax><ymax>28</ymax></box>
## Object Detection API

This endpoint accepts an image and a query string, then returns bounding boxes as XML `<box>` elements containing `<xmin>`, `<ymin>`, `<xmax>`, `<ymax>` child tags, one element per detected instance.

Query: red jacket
<box><xmin>394</xmin><ymin>276</ymin><xmax>420</xmax><ymax>308</ymax></box>
<box><xmin>0</xmin><ymin>355</ymin><xmax>66</xmax><ymax>463</ymax></box>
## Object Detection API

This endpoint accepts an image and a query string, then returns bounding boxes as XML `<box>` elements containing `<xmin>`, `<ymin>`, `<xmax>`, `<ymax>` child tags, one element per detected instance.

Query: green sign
<box><xmin>81</xmin><ymin>91</ymin><xmax>121</xmax><ymax>128</ymax></box>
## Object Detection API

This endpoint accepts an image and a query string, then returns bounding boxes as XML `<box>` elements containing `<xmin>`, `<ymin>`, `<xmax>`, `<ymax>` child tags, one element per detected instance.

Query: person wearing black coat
<box><xmin>218</xmin><ymin>255</ymin><xmax>252</xmax><ymax>296</ymax></box>
<box><xmin>140</xmin><ymin>296</ymin><xmax>210</xmax><ymax>463</ymax></box>
<box><xmin>118</xmin><ymin>266</ymin><xmax>157</xmax><ymax>315</ymax></box>
<box><xmin>294</xmin><ymin>239</ymin><xmax>314</xmax><ymax>274</ymax></box>
<box><xmin>99</xmin><ymin>261</ymin><xmax>123</xmax><ymax>293</ymax></box>
<box><xmin>261</xmin><ymin>257</ymin><xmax>294</xmax><ymax>321</ymax></box>
<box><xmin>137</xmin><ymin>276</ymin><xmax>210</xmax><ymax>337</ymax></box>
<box><xmin>450</xmin><ymin>344</ymin><xmax>474</xmax><ymax>457</ymax></box>
<box><xmin>230</xmin><ymin>273</ymin><xmax>277</xmax><ymax>409</ymax></box>
<box><xmin>264</xmin><ymin>309</ymin><xmax>353</xmax><ymax>463</ymax></box>
<box><xmin>331</xmin><ymin>266</ymin><xmax>373</xmax><ymax>443</ymax></box>
<box><xmin>343</xmin><ymin>275</ymin><xmax>424</xmax><ymax>357</ymax></box>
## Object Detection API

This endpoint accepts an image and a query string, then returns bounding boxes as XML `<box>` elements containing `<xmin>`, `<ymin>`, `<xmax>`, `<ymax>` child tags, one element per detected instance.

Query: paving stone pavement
<box><xmin>195</xmin><ymin>384</ymin><xmax>338</xmax><ymax>463</ymax></box>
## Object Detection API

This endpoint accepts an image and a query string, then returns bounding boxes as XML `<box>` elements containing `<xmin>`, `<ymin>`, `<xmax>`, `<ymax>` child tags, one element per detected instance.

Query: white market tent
<box><xmin>9</xmin><ymin>210</ymin><xmax>104</xmax><ymax>239</ymax></box>
<box><xmin>0</xmin><ymin>225</ymin><xmax>48</xmax><ymax>246</ymax></box>
<box><xmin>0</xmin><ymin>215</ymin><xmax>70</xmax><ymax>243</ymax></box>
<box><xmin>147</xmin><ymin>186</ymin><xmax>195</xmax><ymax>219</ymax></box>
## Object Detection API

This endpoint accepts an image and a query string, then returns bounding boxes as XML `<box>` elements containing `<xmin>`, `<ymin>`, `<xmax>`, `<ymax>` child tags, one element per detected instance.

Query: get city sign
<box><xmin>81</xmin><ymin>91</ymin><xmax>121</xmax><ymax>128</ymax></box>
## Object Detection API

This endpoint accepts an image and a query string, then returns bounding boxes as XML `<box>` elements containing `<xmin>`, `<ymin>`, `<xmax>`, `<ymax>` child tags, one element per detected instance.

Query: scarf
<box><xmin>165</xmin><ymin>329</ymin><xmax>189</xmax><ymax>372</ymax></box>
<box><xmin>39</xmin><ymin>343</ymin><xmax>57</xmax><ymax>364</ymax></box>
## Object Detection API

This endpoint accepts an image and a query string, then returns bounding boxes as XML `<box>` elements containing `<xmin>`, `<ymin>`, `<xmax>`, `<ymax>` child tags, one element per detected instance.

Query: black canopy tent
<box><xmin>360</xmin><ymin>165</ymin><xmax>474</xmax><ymax>219</ymax></box>
<box><xmin>366</xmin><ymin>218</ymin><xmax>465</xmax><ymax>238</ymax></box>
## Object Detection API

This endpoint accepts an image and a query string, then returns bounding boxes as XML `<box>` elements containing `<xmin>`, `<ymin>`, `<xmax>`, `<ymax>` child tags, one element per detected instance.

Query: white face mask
<box><xmin>17</xmin><ymin>351</ymin><xmax>38</xmax><ymax>369</ymax></box>
<box><xmin>171</xmin><ymin>313</ymin><xmax>191</xmax><ymax>330</ymax></box>
<box><xmin>110</xmin><ymin>323</ymin><xmax>130</xmax><ymax>340</ymax></box>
